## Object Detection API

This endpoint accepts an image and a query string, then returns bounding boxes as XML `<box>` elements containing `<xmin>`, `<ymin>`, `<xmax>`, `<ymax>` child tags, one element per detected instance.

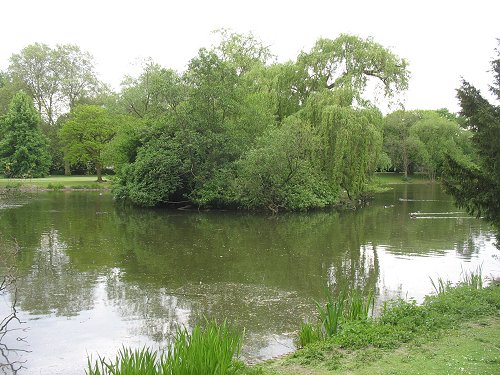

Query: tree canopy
<box><xmin>0</xmin><ymin>91</ymin><xmax>51</xmax><ymax>177</ymax></box>
<box><xmin>108</xmin><ymin>32</ymin><xmax>410</xmax><ymax>210</ymax></box>
<box><xmin>1</xmin><ymin>32</ymin><xmax>423</xmax><ymax>211</ymax></box>
<box><xmin>59</xmin><ymin>105</ymin><xmax>118</xmax><ymax>182</ymax></box>
<box><xmin>442</xmin><ymin>43</ymin><xmax>500</xmax><ymax>229</ymax></box>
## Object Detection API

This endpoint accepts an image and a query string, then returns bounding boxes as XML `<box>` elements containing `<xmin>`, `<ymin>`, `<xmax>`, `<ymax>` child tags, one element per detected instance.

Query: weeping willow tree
<box><xmin>301</xmin><ymin>91</ymin><xmax>383</xmax><ymax>199</ymax></box>
<box><xmin>292</xmin><ymin>34</ymin><xmax>408</xmax><ymax>202</ymax></box>
<box><xmin>324</xmin><ymin>106</ymin><xmax>383</xmax><ymax>199</ymax></box>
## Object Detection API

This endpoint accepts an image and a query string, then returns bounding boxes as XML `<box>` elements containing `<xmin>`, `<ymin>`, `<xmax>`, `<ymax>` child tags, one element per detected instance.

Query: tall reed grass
<box><xmin>86</xmin><ymin>320</ymin><xmax>243</xmax><ymax>375</ymax></box>
<box><xmin>429</xmin><ymin>276</ymin><xmax>451</xmax><ymax>296</ymax></box>
<box><xmin>297</xmin><ymin>289</ymin><xmax>375</xmax><ymax>348</ymax></box>
<box><xmin>460</xmin><ymin>266</ymin><xmax>483</xmax><ymax>289</ymax></box>
<box><xmin>430</xmin><ymin>266</ymin><xmax>483</xmax><ymax>296</ymax></box>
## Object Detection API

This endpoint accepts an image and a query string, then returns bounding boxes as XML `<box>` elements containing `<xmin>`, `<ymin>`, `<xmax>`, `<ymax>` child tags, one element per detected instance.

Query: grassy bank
<box><xmin>0</xmin><ymin>175</ymin><xmax>111</xmax><ymax>190</ymax></box>
<box><xmin>262</xmin><ymin>317</ymin><xmax>499</xmax><ymax>374</ymax></box>
<box><xmin>257</xmin><ymin>277</ymin><xmax>499</xmax><ymax>374</ymax></box>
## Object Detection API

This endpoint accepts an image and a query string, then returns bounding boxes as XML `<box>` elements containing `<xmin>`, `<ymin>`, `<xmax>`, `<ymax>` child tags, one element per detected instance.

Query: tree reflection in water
<box><xmin>0</xmin><ymin>240</ymin><xmax>28</xmax><ymax>374</ymax></box>
<box><xmin>0</xmin><ymin>186</ymin><xmax>497</xmax><ymax>373</ymax></box>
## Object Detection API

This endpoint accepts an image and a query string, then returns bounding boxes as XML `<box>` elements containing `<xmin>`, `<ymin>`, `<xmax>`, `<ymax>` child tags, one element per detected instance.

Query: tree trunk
<box><xmin>64</xmin><ymin>160</ymin><xmax>71</xmax><ymax>176</ymax></box>
<box><xmin>96</xmin><ymin>162</ymin><xmax>103</xmax><ymax>182</ymax></box>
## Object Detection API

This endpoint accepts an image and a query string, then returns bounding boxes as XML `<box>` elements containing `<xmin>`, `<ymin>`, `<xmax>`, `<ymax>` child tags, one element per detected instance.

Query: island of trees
<box><xmin>0</xmin><ymin>32</ymin><xmax>498</xmax><ymax>224</ymax></box>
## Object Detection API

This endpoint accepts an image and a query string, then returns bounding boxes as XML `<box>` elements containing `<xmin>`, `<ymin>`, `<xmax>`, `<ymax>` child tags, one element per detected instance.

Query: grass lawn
<box><xmin>0</xmin><ymin>175</ymin><xmax>112</xmax><ymax>189</ymax></box>
<box><xmin>373</xmin><ymin>172</ymin><xmax>432</xmax><ymax>185</ymax></box>
<box><xmin>260</xmin><ymin>318</ymin><xmax>499</xmax><ymax>374</ymax></box>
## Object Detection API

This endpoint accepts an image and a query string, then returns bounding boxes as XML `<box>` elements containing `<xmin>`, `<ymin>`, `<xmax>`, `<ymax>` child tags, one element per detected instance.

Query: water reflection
<box><xmin>0</xmin><ymin>185</ymin><xmax>497</xmax><ymax>374</ymax></box>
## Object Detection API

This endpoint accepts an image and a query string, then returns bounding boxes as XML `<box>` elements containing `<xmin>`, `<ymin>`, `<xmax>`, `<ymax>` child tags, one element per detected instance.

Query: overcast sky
<box><xmin>1</xmin><ymin>0</ymin><xmax>498</xmax><ymax>113</ymax></box>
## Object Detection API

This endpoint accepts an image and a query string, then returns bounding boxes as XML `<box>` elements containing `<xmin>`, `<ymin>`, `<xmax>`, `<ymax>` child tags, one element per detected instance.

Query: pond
<box><xmin>0</xmin><ymin>184</ymin><xmax>498</xmax><ymax>374</ymax></box>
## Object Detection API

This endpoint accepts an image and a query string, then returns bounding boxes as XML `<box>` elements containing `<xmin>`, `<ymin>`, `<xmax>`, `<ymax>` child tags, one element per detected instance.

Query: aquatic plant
<box><xmin>297</xmin><ymin>289</ymin><xmax>375</xmax><ymax>348</ymax></box>
<box><xmin>460</xmin><ymin>267</ymin><xmax>483</xmax><ymax>289</ymax></box>
<box><xmin>429</xmin><ymin>276</ymin><xmax>451</xmax><ymax>296</ymax></box>
<box><xmin>47</xmin><ymin>182</ymin><xmax>65</xmax><ymax>190</ymax></box>
<box><xmin>86</xmin><ymin>319</ymin><xmax>243</xmax><ymax>375</ymax></box>
<box><xmin>316</xmin><ymin>290</ymin><xmax>346</xmax><ymax>337</ymax></box>
<box><xmin>161</xmin><ymin>319</ymin><xmax>243</xmax><ymax>375</ymax></box>
<box><xmin>296</xmin><ymin>321</ymin><xmax>323</xmax><ymax>348</ymax></box>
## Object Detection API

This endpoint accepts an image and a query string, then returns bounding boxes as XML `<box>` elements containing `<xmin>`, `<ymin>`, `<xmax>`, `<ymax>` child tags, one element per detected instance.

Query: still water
<box><xmin>0</xmin><ymin>184</ymin><xmax>498</xmax><ymax>374</ymax></box>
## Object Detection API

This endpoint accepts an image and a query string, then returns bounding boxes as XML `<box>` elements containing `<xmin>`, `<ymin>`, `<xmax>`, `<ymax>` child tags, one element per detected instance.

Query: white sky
<box><xmin>1</xmin><ymin>0</ymin><xmax>498</xmax><ymax>113</ymax></box>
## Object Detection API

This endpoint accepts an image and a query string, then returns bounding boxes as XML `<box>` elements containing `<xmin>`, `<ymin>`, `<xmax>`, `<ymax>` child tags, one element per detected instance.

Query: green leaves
<box><xmin>442</xmin><ymin>44</ymin><xmax>500</xmax><ymax>230</ymax></box>
<box><xmin>9</xmin><ymin>43</ymin><xmax>101</xmax><ymax>125</ymax></box>
<box><xmin>59</xmin><ymin>105</ymin><xmax>119</xmax><ymax>180</ymax></box>
<box><xmin>0</xmin><ymin>91</ymin><xmax>51</xmax><ymax>177</ymax></box>
<box><xmin>297</xmin><ymin>34</ymin><xmax>409</xmax><ymax>106</ymax></box>
<box><xmin>112</xmin><ymin>33</ymin><xmax>410</xmax><ymax>210</ymax></box>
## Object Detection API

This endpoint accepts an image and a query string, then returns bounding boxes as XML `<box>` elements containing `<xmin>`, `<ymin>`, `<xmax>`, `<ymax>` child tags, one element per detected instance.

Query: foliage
<box><xmin>298</xmin><ymin>91</ymin><xmax>384</xmax><ymax>199</ymax></box>
<box><xmin>382</xmin><ymin>110</ymin><xmax>423</xmax><ymax>176</ymax></box>
<box><xmin>120</xmin><ymin>60</ymin><xmax>186</xmax><ymax>120</ymax></box>
<box><xmin>442</xmin><ymin>43</ymin><xmax>500</xmax><ymax>229</ymax></box>
<box><xmin>297</xmin><ymin>289</ymin><xmax>374</xmax><ymax>348</ymax></box>
<box><xmin>282</xmin><ymin>277</ymin><xmax>499</xmax><ymax>375</ymax></box>
<box><xmin>86</xmin><ymin>320</ymin><xmax>244</xmax><ymax>375</ymax></box>
<box><xmin>296</xmin><ymin>322</ymin><xmax>323</xmax><ymax>349</ymax></box>
<box><xmin>0</xmin><ymin>71</ymin><xmax>23</xmax><ymax>115</ymax></box>
<box><xmin>0</xmin><ymin>91</ymin><xmax>51</xmax><ymax>177</ymax></box>
<box><xmin>59</xmin><ymin>105</ymin><xmax>119</xmax><ymax>181</ymax></box>
<box><xmin>410</xmin><ymin>111</ymin><xmax>471</xmax><ymax>180</ymax></box>
<box><xmin>383</xmin><ymin>109</ymin><xmax>472</xmax><ymax>180</ymax></box>
<box><xmin>112</xmin><ymin>134</ymin><xmax>184</xmax><ymax>206</ymax></box>
<box><xmin>8</xmin><ymin>43</ymin><xmax>101</xmax><ymax>125</ymax></box>
<box><xmin>109</xmin><ymin>32</ymin><xmax>410</xmax><ymax>210</ymax></box>
<box><xmin>233</xmin><ymin>117</ymin><xmax>335</xmax><ymax>211</ymax></box>
<box><xmin>322</xmin><ymin>105</ymin><xmax>383</xmax><ymax>198</ymax></box>
<box><xmin>296</xmin><ymin>34</ymin><xmax>409</xmax><ymax>106</ymax></box>
<box><xmin>46</xmin><ymin>182</ymin><xmax>65</xmax><ymax>190</ymax></box>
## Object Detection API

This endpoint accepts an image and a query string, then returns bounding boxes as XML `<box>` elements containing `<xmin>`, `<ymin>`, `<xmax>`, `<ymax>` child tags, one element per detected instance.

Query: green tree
<box><xmin>120</xmin><ymin>60</ymin><xmax>186</xmax><ymax>120</ymax></box>
<box><xmin>410</xmin><ymin>112</ymin><xmax>471</xmax><ymax>180</ymax></box>
<box><xmin>383</xmin><ymin>110</ymin><xmax>424</xmax><ymax>177</ymax></box>
<box><xmin>299</xmin><ymin>90</ymin><xmax>384</xmax><ymax>200</ymax></box>
<box><xmin>0</xmin><ymin>91</ymin><xmax>51</xmax><ymax>177</ymax></box>
<box><xmin>113</xmin><ymin>133</ymin><xmax>184</xmax><ymax>206</ymax></box>
<box><xmin>59</xmin><ymin>105</ymin><xmax>117</xmax><ymax>182</ymax></box>
<box><xmin>9</xmin><ymin>43</ymin><xmax>102</xmax><ymax>175</ymax></box>
<box><xmin>0</xmin><ymin>72</ymin><xmax>23</xmax><ymax>115</ymax></box>
<box><xmin>9</xmin><ymin>43</ymin><xmax>101</xmax><ymax>125</ymax></box>
<box><xmin>234</xmin><ymin>117</ymin><xmax>335</xmax><ymax>211</ymax></box>
<box><xmin>9</xmin><ymin>43</ymin><xmax>62</xmax><ymax>126</ymax></box>
<box><xmin>213</xmin><ymin>28</ymin><xmax>274</xmax><ymax>74</ymax></box>
<box><xmin>443</xmin><ymin>44</ymin><xmax>500</xmax><ymax>229</ymax></box>
<box><xmin>112</xmin><ymin>32</ymin><xmax>409</xmax><ymax>211</ymax></box>
<box><xmin>296</xmin><ymin>34</ymin><xmax>409</xmax><ymax>106</ymax></box>
<box><xmin>55</xmin><ymin>44</ymin><xmax>101</xmax><ymax>110</ymax></box>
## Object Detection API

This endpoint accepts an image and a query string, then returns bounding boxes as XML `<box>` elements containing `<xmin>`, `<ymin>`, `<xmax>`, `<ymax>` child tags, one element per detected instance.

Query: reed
<box><xmin>86</xmin><ymin>319</ymin><xmax>243</xmax><ymax>375</ymax></box>
<box><xmin>429</xmin><ymin>276</ymin><xmax>451</xmax><ymax>295</ymax></box>
<box><xmin>296</xmin><ymin>321</ymin><xmax>323</xmax><ymax>348</ymax></box>
<box><xmin>161</xmin><ymin>319</ymin><xmax>243</xmax><ymax>375</ymax></box>
<box><xmin>345</xmin><ymin>289</ymin><xmax>374</xmax><ymax>321</ymax></box>
<box><xmin>299</xmin><ymin>288</ymin><xmax>375</xmax><ymax>347</ymax></box>
<box><xmin>316</xmin><ymin>290</ymin><xmax>346</xmax><ymax>337</ymax></box>
<box><xmin>460</xmin><ymin>267</ymin><xmax>483</xmax><ymax>289</ymax></box>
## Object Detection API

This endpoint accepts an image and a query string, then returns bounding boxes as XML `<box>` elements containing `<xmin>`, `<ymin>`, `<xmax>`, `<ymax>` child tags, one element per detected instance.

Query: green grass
<box><xmin>86</xmin><ymin>320</ymin><xmax>246</xmax><ymax>375</ymax></box>
<box><xmin>297</xmin><ymin>289</ymin><xmax>375</xmax><ymax>348</ymax></box>
<box><xmin>349</xmin><ymin>318</ymin><xmax>499</xmax><ymax>375</ymax></box>
<box><xmin>0</xmin><ymin>175</ymin><xmax>111</xmax><ymax>189</ymax></box>
<box><xmin>258</xmin><ymin>275</ymin><xmax>499</xmax><ymax>374</ymax></box>
<box><xmin>372</xmin><ymin>172</ymin><xmax>431</xmax><ymax>185</ymax></box>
